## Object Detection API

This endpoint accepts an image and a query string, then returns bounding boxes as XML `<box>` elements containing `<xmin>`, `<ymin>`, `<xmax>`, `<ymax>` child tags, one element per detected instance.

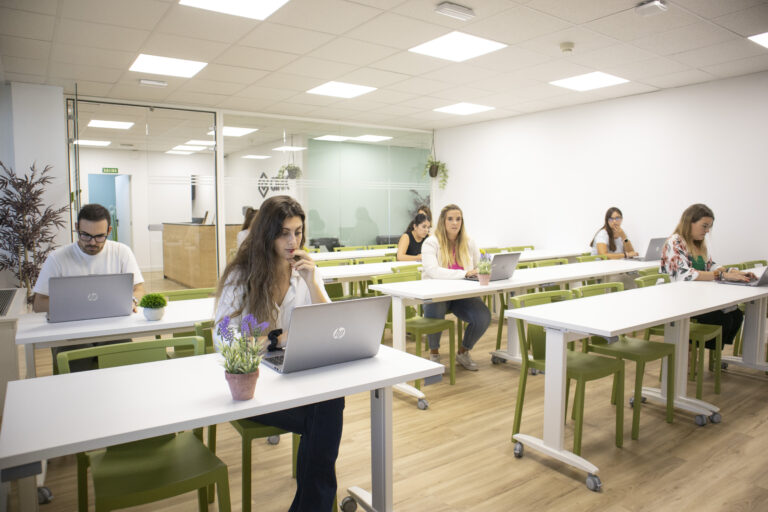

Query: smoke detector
<box><xmin>560</xmin><ymin>42</ymin><xmax>574</xmax><ymax>54</ymax></box>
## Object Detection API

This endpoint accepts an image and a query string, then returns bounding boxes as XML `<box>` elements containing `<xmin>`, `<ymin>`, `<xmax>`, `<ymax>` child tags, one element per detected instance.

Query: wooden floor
<box><xmin>12</xmin><ymin>312</ymin><xmax>768</xmax><ymax>511</ymax></box>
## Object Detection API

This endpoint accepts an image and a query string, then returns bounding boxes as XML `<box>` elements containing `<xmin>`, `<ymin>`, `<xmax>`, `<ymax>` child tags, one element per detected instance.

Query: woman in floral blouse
<box><xmin>660</xmin><ymin>203</ymin><xmax>754</xmax><ymax>348</ymax></box>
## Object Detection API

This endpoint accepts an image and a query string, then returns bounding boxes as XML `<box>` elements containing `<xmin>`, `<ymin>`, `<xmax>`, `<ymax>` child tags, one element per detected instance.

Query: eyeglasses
<box><xmin>609</xmin><ymin>216</ymin><xmax>622</xmax><ymax>222</ymax></box>
<box><xmin>78</xmin><ymin>232</ymin><xmax>108</xmax><ymax>242</ymax></box>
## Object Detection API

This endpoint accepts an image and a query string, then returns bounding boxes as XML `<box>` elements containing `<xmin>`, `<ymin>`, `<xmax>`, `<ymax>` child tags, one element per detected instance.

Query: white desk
<box><xmin>320</xmin><ymin>261</ymin><xmax>417</xmax><ymax>283</ymax></box>
<box><xmin>312</xmin><ymin>248</ymin><xmax>397</xmax><ymax>262</ymax></box>
<box><xmin>16</xmin><ymin>298</ymin><xmax>215</xmax><ymax>378</ymax></box>
<box><xmin>504</xmin><ymin>281</ymin><xmax>768</xmax><ymax>489</ymax></box>
<box><xmin>516</xmin><ymin>248</ymin><xmax>591</xmax><ymax>263</ymax></box>
<box><xmin>370</xmin><ymin>260</ymin><xmax>657</xmax><ymax>407</ymax></box>
<box><xmin>0</xmin><ymin>346</ymin><xmax>443</xmax><ymax>512</ymax></box>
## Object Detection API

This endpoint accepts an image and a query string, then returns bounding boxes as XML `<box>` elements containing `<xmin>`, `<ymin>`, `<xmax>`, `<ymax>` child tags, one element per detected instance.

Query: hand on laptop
<box><xmin>724</xmin><ymin>270</ymin><xmax>754</xmax><ymax>282</ymax></box>
<box><xmin>465</xmin><ymin>269</ymin><xmax>478</xmax><ymax>278</ymax></box>
<box><xmin>624</xmin><ymin>251</ymin><xmax>638</xmax><ymax>258</ymax></box>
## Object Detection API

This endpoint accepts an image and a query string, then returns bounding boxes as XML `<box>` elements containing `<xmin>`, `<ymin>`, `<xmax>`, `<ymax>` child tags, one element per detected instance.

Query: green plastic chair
<box><xmin>161</xmin><ymin>288</ymin><xmax>217</xmax><ymax>358</ymax></box>
<box><xmin>573</xmin><ymin>283</ymin><xmax>675</xmax><ymax>440</ymax></box>
<box><xmin>533</xmin><ymin>258</ymin><xmax>569</xmax><ymax>292</ymax></box>
<box><xmin>316</xmin><ymin>259</ymin><xmax>356</xmax><ymax>300</ymax></box>
<box><xmin>637</xmin><ymin>267</ymin><xmax>663</xmax><ymax>277</ymax></box>
<box><xmin>509</xmin><ymin>290</ymin><xmax>624</xmax><ymax>456</ymax></box>
<box><xmin>635</xmin><ymin>274</ymin><xmax>722</xmax><ymax>399</ymax></box>
<box><xmin>371</xmin><ymin>272</ymin><xmax>456</xmax><ymax>388</ymax></box>
<box><xmin>354</xmin><ymin>256</ymin><xmax>395</xmax><ymax>265</ymax></box>
<box><xmin>392</xmin><ymin>264</ymin><xmax>421</xmax><ymax>273</ymax></box>
<box><xmin>367</xmin><ymin>244</ymin><xmax>396</xmax><ymax>249</ymax></box>
<box><xmin>576</xmin><ymin>254</ymin><xmax>607</xmax><ymax>263</ymax></box>
<box><xmin>57</xmin><ymin>337</ymin><xmax>231</xmax><ymax>512</ymax></box>
<box><xmin>480</xmin><ymin>247</ymin><xmax>501</xmax><ymax>255</ymax></box>
<box><xmin>333</xmin><ymin>245</ymin><xmax>367</xmax><ymax>252</ymax></box>
<box><xmin>505</xmin><ymin>245</ymin><xmax>534</xmax><ymax>251</ymax></box>
<box><xmin>739</xmin><ymin>260</ymin><xmax>767</xmax><ymax>269</ymax></box>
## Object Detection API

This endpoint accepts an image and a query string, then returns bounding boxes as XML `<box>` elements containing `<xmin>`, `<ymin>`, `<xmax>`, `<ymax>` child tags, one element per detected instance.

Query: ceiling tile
<box><xmin>585</xmin><ymin>5</ymin><xmax>699</xmax><ymax>42</ymax></box>
<box><xmin>140</xmin><ymin>33</ymin><xmax>229</xmax><ymax>62</ymax></box>
<box><xmin>510</xmin><ymin>83</ymin><xmax>571</xmax><ymax>100</ymax></box>
<box><xmin>0</xmin><ymin>0</ymin><xmax>57</xmax><ymax>16</ymax></box>
<box><xmin>641</xmin><ymin>68</ymin><xmax>717</xmax><ymax>88</ymax></box>
<box><xmin>46</xmin><ymin>77</ymin><xmax>113</xmax><ymax>96</ymax></box>
<box><xmin>432</xmin><ymin>85</ymin><xmax>495</xmax><ymax>102</ymax></box>
<box><xmin>308</xmin><ymin>37</ymin><xmax>399</xmax><ymax>66</ymax></box>
<box><xmin>604</xmin><ymin>56</ymin><xmax>689</xmax><ymax>81</ymax></box>
<box><xmin>48</xmin><ymin>60</ymin><xmax>124</xmax><ymax>82</ymax></box>
<box><xmin>363</xmin><ymin>88</ymin><xmax>417</xmax><ymax>104</ymax></box>
<box><xmin>476</xmin><ymin>91</ymin><xmax>532</xmax><ymax>108</ymax></box>
<box><xmin>179</xmin><ymin>79</ymin><xmax>244</xmax><ymax>96</ymax></box>
<box><xmin>338</xmin><ymin>67</ymin><xmax>409</xmax><ymax>87</ymax></box>
<box><xmin>675</xmin><ymin>0</ymin><xmax>767</xmax><ymax>19</ymax></box>
<box><xmin>345</xmin><ymin>12</ymin><xmax>448</xmax><ymax>49</ymax></box>
<box><xmin>277</xmin><ymin>56</ymin><xmax>357</xmax><ymax>80</ymax></box>
<box><xmin>305</xmin><ymin>105</ymin><xmax>362</xmax><ymax>119</ymax></box>
<box><xmin>524</xmin><ymin>0</ymin><xmax>633</xmax><ymax>24</ymax></box>
<box><xmin>281</xmin><ymin>92</ymin><xmax>340</xmax><ymax>107</ymax></box>
<box><xmin>60</xmin><ymin>0</ymin><xmax>170</xmax><ymax>30</ymax></box>
<box><xmin>712</xmin><ymin>3</ymin><xmax>768</xmax><ymax>37</ymax></box>
<box><xmin>255</xmin><ymin>72</ymin><xmax>324</xmax><ymax>91</ymax></box>
<box><xmin>3</xmin><ymin>71</ymin><xmax>46</xmax><ymax>83</ymax></box>
<box><xmin>0</xmin><ymin>35</ymin><xmax>51</xmax><ymax>59</ymax></box>
<box><xmin>388</xmin><ymin>77</ymin><xmax>453</xmax><ymax>95</ymax></box>
<box><xmin>55</xmin><ymin>18</ymin><xmax>149</xmax><ymax>51</ymax></box>
<box><xmin>239</xmin><ymin>22</ymin><xmax>333</xmax><ymax>54</ymax></box>
<box><xmin>326</xmin><ymin>97</ymin><xmax>387</xmax><ymax>112</ymax></box>
<box><xmin>392</xmin><ymin>0</ymin><xmax>519</xmax><ymax>28</ymax></box>
<box><xmin>672</xmin><ymin>39</ymin><xmax>767</xmax><ymax>68</ymax></box>
<box><xmin>215</xmin><ymin>46</ymin><xmax>298</xmax><ymax>71</ymax></box>
<box><xmin>236</xmin><ymin>84</ymin><xmax>296</xmax><ymax>101</ymax></box>
<box><xmin>518</xmin><ymin>58</ymin><xmax>594</xmax><ymax>82</ymax></box>
<box><xmin>154</xmin><ymin>4</ymin><xmax>257</xmax><ymax>44</ymax></box>
<box><xmin>701</xmin><ymin>53</ymin><xmax>768</xmax><ymax>77</ymax></box>
<box><xmin>420</xmin><ymin>64</ymin><xmax>499</xmax><ymax>85</ymax></box>
<box><xmin>399</xmin><ymin>95</ymin><xmax>454</xmax><ymax>109</ymax></box>
<box><xmin>165</xmin><ymin>90</ymin><xmax>228</xmax><ymax>106</ymax></box>
<box><xmin>470</xmin><ymin>46</ymin><xmax>552</xmax><ymax>73</ymax></box>
<box><xmin>632</xmin><ymin>22</ymin><xmax>737</xmax><ymax>55</ymax></box>
<box><xmin>519</xmin><ymin>26</ymin><xmax>618</xmax><ymax>58</ymax></box>
<box><xmin>217</xmin><ymin>96</ymin><xmax>275</xmax><ymax>112</ymax></box>
<box><xmin>568</xmin><ymin>43</ymin><xmax>656</xmax><ymax>68</ymax></box>
<box><xmin>196</xmin><ymin>64</ymin><xmax>268</xmax><ymax>85</ymax></box>
<box><xmin>586</xmin><ymin>81</ymin><xmax>658</xmax><ymax>99</ymax></box>
<box><xmin>261</xmin><ymin>102</ymin><xmax>319</xmax><ymax>116</ymax></box>
<box><xmin>268</xmin><ymin>0</ymin><xmax>382</xmax><ymax>35</ymax></box>
<box><xmin>370</xmin><ymin>104</ymin><xmax>421</xmax><ymax>116</ymax></box>
<box><xmin>51</xmin><ymin>43</ymin><xmax>135</xmax><ymax>69</ymax></box>
<box><xmin>466</xmin><ymin>73</ymin><xmax>542</xmax><ymax>93</ymax></box>
<box><xmin>0</xmin><ymin>7</ymin><xmax>55</xmax><ymax>40</ymax></box>
<box><xmin>463</xmin><ymin>5</ymin><xmax>571</xmax><ymax>45</ymax></box>
<box><xmin>2</xmin><ymin>55</ymin><xmax>47</xmax><ymax>75</ymax></box>
<box><xmin>370</xmin><ymin>51</ymin><xmax>449</xmax><ymax>75</ymax></box>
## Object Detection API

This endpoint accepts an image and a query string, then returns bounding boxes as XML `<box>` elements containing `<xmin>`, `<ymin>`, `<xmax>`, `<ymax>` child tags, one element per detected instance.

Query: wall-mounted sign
<box><xmin>102</xmin><ymin>167</ymin><xmax>118</xmax><ymax>174</ymax></box>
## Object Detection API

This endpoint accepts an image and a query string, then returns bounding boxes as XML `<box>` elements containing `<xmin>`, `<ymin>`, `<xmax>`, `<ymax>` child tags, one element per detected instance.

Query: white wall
<box><xmin>434</xmin><ymin>71</ymin><xmax>768</xmax><ymax>264</ymax></box>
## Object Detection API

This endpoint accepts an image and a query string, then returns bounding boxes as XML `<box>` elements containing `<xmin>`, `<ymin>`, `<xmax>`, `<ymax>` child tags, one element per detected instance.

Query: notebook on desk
<box><xmin>47</xmin><ymin>273</ymin><xmax>133</xmax><ymax>323</ymax></box>
<box><xmin>261</xmin><ymin>296</ymin><xmax>390</xmax><ymax>374</ymax></box>
<box><xmin>465</xmin><ymin>252</ymin><xmax>521</xmax><ymax>281</ymax></box>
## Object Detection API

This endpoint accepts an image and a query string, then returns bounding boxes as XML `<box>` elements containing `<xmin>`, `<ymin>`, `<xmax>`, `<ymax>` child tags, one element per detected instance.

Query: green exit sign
<box><xmin>102</xmin><ymin>167</ymin><xmax>118</xmax><ymax>174</ymax></box>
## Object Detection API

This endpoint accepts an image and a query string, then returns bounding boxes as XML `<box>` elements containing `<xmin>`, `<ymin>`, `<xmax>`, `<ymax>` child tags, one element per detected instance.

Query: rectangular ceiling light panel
<box><xmin>206</xmin><ymin>127</ymin><xmax>258</xmax><ymax>137</ymax></box>
<box><xmin>409</xmin><ymin>31</ymin><xmax>506</xmax><ymax>62</ymax></box>
<box><xmin>306</xmin><ymin>81</ymin><xmax>377</xmax><ymax>98</ymax></box>
<box><xmin>88</xmin><ymin>120</ymin><xmax>134</xmax><ymax>130</ymax></box>
<box><xmin>550</xmin><ymin>72</ymin><xmax>628</xmax><ymax>91</ymax></box>
<box><xmin>179</xmin><ymin>0</ymin><xmax>290</xmax><ymax>20</ymax></box>
<box><xmin>130</xmin><ymin>54</ymin><xmax>207</xmax><ymax>78</ymax></box>
<box><xmin>434</xmin><ymin>102</ymin><xmax>494</xmax><ymax>115</ymax></box>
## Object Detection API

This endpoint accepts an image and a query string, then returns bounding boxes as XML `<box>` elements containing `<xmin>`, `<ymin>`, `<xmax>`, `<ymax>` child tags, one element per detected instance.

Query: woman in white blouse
<box><xmin>590</xmin><ymin>206</ymin><xmax>638</xmax><ymax>259</ymax></box>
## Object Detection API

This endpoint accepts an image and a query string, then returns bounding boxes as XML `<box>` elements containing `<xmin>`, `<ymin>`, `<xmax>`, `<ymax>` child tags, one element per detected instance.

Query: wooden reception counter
<box><xmin>162</xmin><ymin>223</ymin><xmax>240</xmax><ymax>288</ymax></box>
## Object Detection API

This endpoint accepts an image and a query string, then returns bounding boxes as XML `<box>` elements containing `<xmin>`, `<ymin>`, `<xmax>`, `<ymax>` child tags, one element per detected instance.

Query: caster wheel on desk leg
<box><xmin>513</xmin><ymin>442</ymin><xmax>524</xmax><ymax>458</ymax></box>
<box><xmin>38</xmin><ymin>486</ymin><xmax>53</xmax><ymax>505</ymax></box>
<box><xmin>340</xmin><ymin>496</ymin><xmax>358</xmax><ymax>512</ymax></box>
<box><xmin>629</xmin><ymin>396</ymin><xmax>647</xmax><ymax>407</ymax></box>
<box><xmin>530</xmin><ymin>368</ymin><xmax>538</xmax><ymax>375</ymax></box>
<box><xmin>709</xmin><ymin>412</ymin><xmax>722</xmax><ymax>424</ymax></box>
<box><xmin>267</xmin><ymin>435</ymin><xmax>280</xmax><ymax>445</ymax></box>
<box><xmin>417</xmin><ymin>398</ymin><xmax>429</xmax><ymax>410</ymax></box>
<box><xmin>721</xmin><ymin>362</ymin><xmax>728</xmax><ymax>370</ymax></box>
<box><xmin>491</xmin><ymin>355</ymin><xmax>505</xmax><ymax>365</ymax></box>
<box><xmin>695</xmin><ymin>414</ymin><xmax>708</xmax><ymax>426</ymax></box>
<box><xmin>586</xmin><ymin>474</ymin><xmax>602</xmax><ymax>492</ymax></box>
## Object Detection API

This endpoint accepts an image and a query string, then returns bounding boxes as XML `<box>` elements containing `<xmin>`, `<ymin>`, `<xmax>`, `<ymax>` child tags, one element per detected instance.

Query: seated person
<box><xmin>590</xmin><ymin>207</ymin><xmax>638</xmax><ymax>259</ymax></box>
<box><xmin>397</xmin><ymin>213</ymin><xmax>430</xmax><ymax>261</ymax></box>
<box><xmin>421</xmin><ymin>204</ymin><xmax>490</xmax><ymax>371</ymax></box>
<box><xmin>32</xmin><ymin>203</ymin><xmax>144</xmax><ymax>370</ymax></box>
<box><xmin>237</xmin><ymin>207</ymin><xmax>258</xmax><ymax>248</ymax></box>
<box><xmin>661</xmin><ymin>203</ymin><xmax>753</xmax><ymax>348</ymax></box>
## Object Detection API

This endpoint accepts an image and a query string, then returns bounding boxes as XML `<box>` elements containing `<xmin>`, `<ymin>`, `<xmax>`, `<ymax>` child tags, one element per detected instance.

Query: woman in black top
<box><xmin>397</xmin><ymin>213</ymin><xmax>430</xmax><ymax>261</ymax></box>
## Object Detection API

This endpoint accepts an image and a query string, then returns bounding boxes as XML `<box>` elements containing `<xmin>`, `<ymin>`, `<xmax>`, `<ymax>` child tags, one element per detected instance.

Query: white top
<box><xmin>214</xmin><ymin>267</ymin><xmax>330</xmax><ymax>344</ymax></box>
<box><xmin>32</xmin><ymin>240</ymin><xmax>144</xmax><ymax>296</ymax></box>
<box><xmin>421</xmin><ymin>235</ymin><xmax>481</xmax><ymax>280</ymax></box>
<box><xmin>236</xmin><ymin>229</ymin><xmax>249</xmax><ymax>248</ymax></box>
<box><xmin>591</xmin><ymin>228</ymin><xmax>625</xmax><ymax>255</ymax></box>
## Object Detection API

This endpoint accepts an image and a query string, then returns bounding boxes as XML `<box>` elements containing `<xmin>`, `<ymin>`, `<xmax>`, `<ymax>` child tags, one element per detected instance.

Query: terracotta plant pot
<box><xmin>143</xmin><ymin>307</ymin><xmax>165</xmax><ymax>321</ymax></box>
<box><xmin>225</xmin><ymin>368</ymin><xmax>259</xmax><ymax>401</ymax></box>
<box><xmin>478</xmin><ymin>273</ymin><xmax>491</xmax><ymax>286</ymax></box>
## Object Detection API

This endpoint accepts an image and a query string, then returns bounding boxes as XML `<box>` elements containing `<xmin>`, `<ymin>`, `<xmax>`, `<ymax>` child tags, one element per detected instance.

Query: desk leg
<box><xmin>1</xmin><ymin>462</ymin><xmax>42</xmax><ymax>512</ymax></box>
<box><xmin>642</xmin><ymin>319</ymin><xmax>719</xmax><ymax>418</ymax></box>
<box><xmin>389</xmin><ymin>297</ymin><xmax>427</xmax><ymax>406</ymax></box>
<box><xmin>25</xmin><ymin>345</ymin><xmax>36</xmax><ymax>379</ymax></box>
<box><xmin>513</xmin><ymin>329</ymin><xmax>599</xmax><ymax>479</ymax></box>
<box><xmin>347</xmin><ymin>387</ymin><xmax>393</xmax><ymax>512</ymax></box>
<box><xmin>491</xmin><ymin>289</ymin><xmax>522</xmax><ymax>365</ymax></box>
<box><xmin>722</xmin><ymin>297</ymin><xmax>768</xmax><ymax>371</ymax></box>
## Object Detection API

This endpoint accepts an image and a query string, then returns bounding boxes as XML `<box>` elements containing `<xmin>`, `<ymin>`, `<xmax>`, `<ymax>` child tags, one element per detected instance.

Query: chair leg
<box><xmin>414</xmin><ymin>332</ymin><xmax>422</xmax><ymax>391</ymax></box>
<box><xmin>241</xmin><ymin>434</ymin><xmax>252</xmax><ymax>512</ymax></box>
<box><xmin>565</xmin><ymin>379</ymin><xmax>571</xmax><ymax>424</ymax></box>
<box><xmin>689</xmin><ymin>342</ymin><xmax>697</xmax><ymax>382</ymax></box>
<box><xmin>448</xmin><ymin>324</ymin><xmax>456</xmax><ymax>385</ymax></box>
<box><xmin>631</xmin><ymin>361</ymin><xmax>645</xmax><ymax>440</ymax></box>
<box><xmin>495</xmin><ymin>292</ymin><xmax>506</xmax><ymax>351</ymax></box>
<box><xmin>512</xmin><ymin>363</ymin><xmax>529</xmax><ymax>438</ymax></box>
<box><xmin>207</xmin><ymin>424</ymin><xmax>217</xmax><ymax>503</ymax></box>
<box><xmin>292</xmin><ymin>433</ymin><xmax>299</xmax><ymax>479</ymax></box>
<box><xmin>666</xmin><ymin>351</ymin><xmax>675</xmax><ymax>424</ymax></box>
<box><xmin>615</xmin><ymin>366</ymin><xmax>624</xmax><ymax>448</ymax></box>
<box><xmin>197</xmin><ymin>487</ymin><xmax>207</xmax><ymax>512</ymax></box>
<box><xmin>696</xmin><ymin>339</ymin><xmax>706</xmax><ymax>400</ymax></box>
<box><xmin>714</xmin><ymin>332</ymin><xmax>722</xmax><ymax>395</ymax></box>
<box><xmin>572</xmin><ymin>379</ymin><xmax>586</xmax><ymax>456</ymax></box>
<box><xmin>456</xmin><ymin>318</ymin><xmax>463</xmax><ymax>347</ymax></box>
<box><xmin>215</xmin><ymin>467</ymin><xmax>232</xmax><ymax>512</ymax></box>
<box><xmin>77</xmin><ymin>453</ymin><xmax>88</xmax><ymax>512</ymax></box>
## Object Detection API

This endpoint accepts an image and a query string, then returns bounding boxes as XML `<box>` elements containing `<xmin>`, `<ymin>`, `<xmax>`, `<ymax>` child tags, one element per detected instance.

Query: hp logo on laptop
<box><xmin>332</xmin><ymin>327</ymin><xmax>346</xmax><ymax>339</ymax></box>
<box><xmin>87</xmin><ymin>292</ymin><xmax>99</xmax><ymax>302</ymax></box>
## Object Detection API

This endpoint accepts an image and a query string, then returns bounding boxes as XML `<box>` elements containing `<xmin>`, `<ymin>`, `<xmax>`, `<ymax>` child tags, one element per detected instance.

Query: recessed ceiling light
<box><xmin>178</xmin><ymin>0</ymin><xmax>290</xmax><ymax>20</ymax></box>
<box><xmin>314</xmin><ymin>135</ymin><xmax>350</xmax><ymax>141</ymax></box>
<box><xmin>306</xmin><ymin>81</ymin><xmax>377</xmax><ymax>98</ymax></box>
<box><xmin>434</xmin><ymin>102</ymin><xmax>494</xmax><ymax>115</ymax></box>
<box><xmin>88</xmin><ymin>120</ymin><xmax>134</xmax><ymax>130</ymax></box>
<box><xmin>242</xmin><ymin>155</ymin><xmax>271</xmax><ymax>159</ymax></box>
<box><xmin>185</xmin><ymin>139</ymin><xmax>216</xmax><ymax>146</ymax></box>
<box><xmin>74</xmin><ymin>140</ymin><xmax>110</xmax><ymax>147</ymax></box>
<box><xmin>139</xmin><ymin>79</ymin><xmax>168</xmax><ymax>87</ymax></box>
<box><xmin>166</xmin><ymin>150</ymin><xmax>193</xmax><ymax>155</ymax></box>
<box><xmin>273</xmin><ymin>146</ymin><xmax>307</xmax><ymax>152</ymax></box>
<box><xmin>435</xmin><ymin>1</ymin><xmax>475</xmax><ymax>21</ymax></box>
<box><xmin>129</xmin><ymin>53</ymin><xmax>207</xmax><ymax>78</ymax></box>
<box><xmin>634</xmin><ymin>0</ymin><xmax>667</xmax><ymax>17</ymax></box>
<box><xmin>748</xmin><ymin>31</ymin><xmax>768</xmax><ymax>49</ymax></box>
<box><xmin>353</xmin><ymin>135</ymin><xmax>393</xmax><ymax>142</ymax></box>
<box><xmin>173</xmin><ymin>145</ymin><xmax>206</xmax><ymax>151</ymax></box>
<box><xmin>206</xmin><ymin>127</ymin><xmax>258</xmax><ymax>137</ymax></box>
<box><xmin>550</xmin><ymin>71</ymin><xmax>629</xmax><ymax>91</ymax></box>
<box><xmin>409</xmin><ymin>31</ymin><xmax>506</xmax><ymax>62</ymax></box>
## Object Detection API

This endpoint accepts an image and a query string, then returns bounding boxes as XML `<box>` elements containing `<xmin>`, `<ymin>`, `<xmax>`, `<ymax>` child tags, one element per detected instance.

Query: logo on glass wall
<box><xmin>257</xmin><ymin>172</ymin><xmax>291</xmax><ymax>198</ymax></box>
<box><xmin>258</xmin><ymin>172</ymin><xmax>270</xmax><ymax>198</ymax></box>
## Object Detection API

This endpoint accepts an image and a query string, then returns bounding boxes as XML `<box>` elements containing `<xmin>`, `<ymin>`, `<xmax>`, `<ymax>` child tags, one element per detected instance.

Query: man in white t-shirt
<box><xmin>33</xmin><ymin>203</ymin><xmax>145</xmax><ymax>312</ymax></box>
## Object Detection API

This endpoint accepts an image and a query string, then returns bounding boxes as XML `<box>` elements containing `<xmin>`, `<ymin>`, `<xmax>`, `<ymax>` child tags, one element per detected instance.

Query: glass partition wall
<box><xmin>67</xmin><ymin>99</ymin><xmax>431</xmax><ymax>291</ymax></box>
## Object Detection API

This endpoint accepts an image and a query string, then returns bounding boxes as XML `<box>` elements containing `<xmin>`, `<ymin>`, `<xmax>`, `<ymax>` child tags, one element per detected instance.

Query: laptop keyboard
<box><xmin>264</xmin><ymin>354</ymin><xmax>284</xmax><ymax>366</ymax></box>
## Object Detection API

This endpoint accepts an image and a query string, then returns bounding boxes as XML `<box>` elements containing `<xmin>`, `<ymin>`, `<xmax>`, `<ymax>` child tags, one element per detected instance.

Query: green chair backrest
<box><xmin>305</xmin><ymin>247</ymin><xmax>320</xmax><ymax>253</ymax></box>
<box><xmin>508</xmin><ymin>290</ymin><xmax>572</xmax><ymax>361</ymax></box>
<box><xmin>57</xmin><ymin>337</ymin><xmax>204</xmax><ymax>373</ymax></box>
<box><xmin>739</xmin><ymin>260</ymin><xmax>767</xmax><ymax>269</ymax></box>
<box><xmin>392</xmin><ymin>264</ymin><xmax>421</xmax><ymax>273</ymax></box>
<box><xmin>637</xmin><ymin>267</ymin><xmax>663</xmax><ymax>277</ymax></box>
<box><xmin>534</xmin><ymin>258</ymin><xmax>568</xmax><ymax>267</ymax></box>
<box><xmin>163</xmin><ymin>288</ymin><xmax>215</xmax><ymax>301</ymax></box>
<box><xmin>333</xmin><ymin>245</ymin><xmax>367</xmax><ymax>252</ymax></box>
<box><xmin>505</xmin><ymin>245</ymin><xmax>534</xmax><ymax>251</ymax></box>
<box><xmin>516</xmin><ymin>262</ymin><xmax>534</xmax><ymax>269</ymax></box>
<box><xmin>634</xmin><ymin>273</ymin><xmax>671</xmax><ymax>288</ymax></box>
<box><xmin>576</xmin><ymin>254</ymin><xmax>607</xmax><ymax>263</ymax></box>
<box><xmin>194</xmin><ymin>321</ymin><xmax>216</xmax><ymax>353</ymax></box>
<box><xmin>315</xmin><ymin>258</ymin><xmax>353</xmax><ymax>267</ymax></box>
<box><xmin>572</xmin><ymin>282</ymin><xmax>624</xmax><ymax>298</ymax></box>
<box><xmin>370</xmin><ymin>272</ymin><xmax>421</xmax><ymax>321</ymax></box>
<box><xmin>480</xmin><ymin>247</ymin><xmax>501</xmax><ymax>254</ymax></box>
<box><xmin>354</xmin><ymin>256</ymin><xmax>396</xmax><ymax>264</ymax></box>
<box><xmin>367</xmin><ymin>244</ymin><xmax>396</xmax><ymax>249</ymax></box>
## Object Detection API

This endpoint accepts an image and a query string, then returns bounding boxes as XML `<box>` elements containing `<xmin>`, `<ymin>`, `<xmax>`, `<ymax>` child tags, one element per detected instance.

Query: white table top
<box><xmin>312</xmin><ymin>248</ymin><xmax>397</xmax><ymax>262</ymax></box>
<box><xmin>515</xmin><ymin>248</ymin><xmax>591</xmax><ymax>263</ymax></box>
<box><xmin>15</xmin><ymin>298</ymin><xmax>215</xmax><ymax>345</ymax></box>
<box><xmin>505</xmin><ymin>280</ymin><xmax>768</xmax><ymax>338</ymax></box>
<box><xmin>370</xmin><ymin>259</ymin><xmax>658</xmax><ymax>302</ymax></box>
<box><xmin>320</xmin><ymin>261</ymin><xmax>418</xmax><ymax>282</ymax></box>
<box><xmin>0</xmin><ymin>346</ymin><xmax>442</xmax><ymax>470</ymax></box>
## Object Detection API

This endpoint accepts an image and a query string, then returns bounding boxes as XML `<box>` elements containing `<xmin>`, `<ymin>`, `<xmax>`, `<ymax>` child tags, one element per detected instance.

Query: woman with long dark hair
<box><xmin>590</xmin><ymin>207</ymin><xmax>638</xmax><ymax>259</ymax></box>
<box><xmin>215</xmin><ymin>195</ymin><xmax>340</xmax><ymax>511</ymax></box>
<box><xmin>397</xmin><ymin>213</ymin><xmax>430</xmax><ymax>261</ymax></box>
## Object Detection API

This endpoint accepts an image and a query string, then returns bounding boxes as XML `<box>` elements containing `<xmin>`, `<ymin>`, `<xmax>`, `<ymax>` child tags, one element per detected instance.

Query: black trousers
<box><xmin>692</xmin><ymin>308</ymin><xmax>744</xmax><ymax>349</ymax></box>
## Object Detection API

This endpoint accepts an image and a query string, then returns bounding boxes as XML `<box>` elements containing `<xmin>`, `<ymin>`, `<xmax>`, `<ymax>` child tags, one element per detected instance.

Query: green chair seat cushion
<box><xmin>564</xmin><ymin>351</ymin><xmax>624</xmax><ymax>380</ymax></box>
<box><xmin>230</xmin><ymin>419</ymin><xmax>288</xmax><ymax>439</ymax></box>
<box><xmin>404</xmin><ymin>316</ymin><xmax>455</xmax><ymax>335</ymax></box>
<box><xmin>589</xmin><ymin>337</ymin><xmax>674</xmax><ymax>361</ymax></box>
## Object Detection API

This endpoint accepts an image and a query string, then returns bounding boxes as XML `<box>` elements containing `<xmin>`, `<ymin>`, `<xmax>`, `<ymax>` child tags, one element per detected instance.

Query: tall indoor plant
<box><xmin>0</xmin><ymin>161</ymin><xmax>67</xmax><ymax>302</ymax></box>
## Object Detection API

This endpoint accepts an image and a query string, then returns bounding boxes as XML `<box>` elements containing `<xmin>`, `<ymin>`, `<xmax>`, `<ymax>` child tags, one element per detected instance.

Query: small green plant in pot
<box><xmin>477</xmin><ymin>254</ymin><xmax>492</xmax><ymax>285</ymax></box>
<box><xmin>423</xmin><ymin>157</ymin><xmax>448</xmax><ymax>189</ymax></box>
<box><xmin>139</xmin><ymin>293</ymin><xmax>167</xmax><ymax>321</ymax></box>
<box><xmin>216</xmin><ymin>315</ymin><xmax>267</xmax><ymax>400</ymax></box>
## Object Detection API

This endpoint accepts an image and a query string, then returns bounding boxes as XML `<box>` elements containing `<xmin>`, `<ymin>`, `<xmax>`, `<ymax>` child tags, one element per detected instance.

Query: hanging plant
<box><xmin>275</xmin><ymin>164</ymin><xmax>302</xmax><ymax>179</ymax></box>
<box><xmin>423</xmin><ymin>157</ymin><xmax>448</xmax><ymax>189</ymax></box>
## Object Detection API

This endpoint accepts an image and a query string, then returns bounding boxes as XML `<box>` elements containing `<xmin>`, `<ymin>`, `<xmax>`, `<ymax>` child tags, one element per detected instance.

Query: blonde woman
<box><xmin>421</xmin><ymin>204</ymin><xmax>490</xmax><ymax>371</ymax></box>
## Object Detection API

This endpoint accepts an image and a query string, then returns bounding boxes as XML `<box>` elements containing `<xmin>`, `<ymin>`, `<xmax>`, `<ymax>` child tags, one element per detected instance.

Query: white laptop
<box><xmin>47</xmin><ymin>273</ymin><xmax>133</xmax><ymax>323</ymax></box>
<box><xmin>261</xmin><ymin>295</ymin><xmax>390</xmax><ymax>374</ymax></box>
<box><xmin>716</xmin><ymin>266</ymin><xmax>768</xmax><ymax>287</ymax></box>
<box><xmin>465</xmin><ymin>252</ymin><xmax>521</xmax><ymax>281</ymax></box>
<box><xmin>636</xmin><ymin>238</ymin><xmax>666</xmax><ymax>261</ymax></box>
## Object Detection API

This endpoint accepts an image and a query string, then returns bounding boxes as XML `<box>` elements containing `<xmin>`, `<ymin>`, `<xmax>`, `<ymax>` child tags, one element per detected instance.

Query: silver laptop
<box><xmin>47</xmin><ymin>273</ymin><xmax>133</xmax><ymax>323</ymax></box>
<box><xmin>261</xmin><ymin>295</ymin><xmax>390</xmax><ymax>374</ymax></box>
<box><xmin>635</xmin><ymin>238</ymin><xmax>666</xmax><ymax>261</ymax></box>
<box><xmin>466</xmin><ymin>252</ymin><xmax>521</xmax><ymax>281</ymax></box>
<box><xmin>716</xmin><ymin>267</ymin><xmax>768</xmax><ymax>287</ymax></box>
